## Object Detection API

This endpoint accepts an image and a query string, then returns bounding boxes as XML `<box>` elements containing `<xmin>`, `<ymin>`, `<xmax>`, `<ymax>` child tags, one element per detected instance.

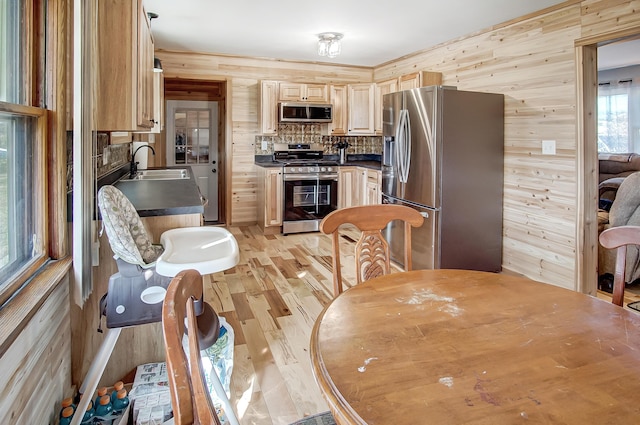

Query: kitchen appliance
<box><xmin>274</xmin><ymin>143</ymin><xmax>339</xmax><ymax>234</ymax></box>
<box><xmin>382</xmin><ymin>86</ymin><xmax>504</xmax><ymax>272</ymax></box>
<box><xmin>279</xmin><ymin>102</ymin><xmax>333</xmax><ymax>123</ymax></box>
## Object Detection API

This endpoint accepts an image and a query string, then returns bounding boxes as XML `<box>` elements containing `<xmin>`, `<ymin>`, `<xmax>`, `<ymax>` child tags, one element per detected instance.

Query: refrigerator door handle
<box><xmin>396</xmin><ymin>109</ymin><xmax>411</xmax><ymax>185</ymax></box>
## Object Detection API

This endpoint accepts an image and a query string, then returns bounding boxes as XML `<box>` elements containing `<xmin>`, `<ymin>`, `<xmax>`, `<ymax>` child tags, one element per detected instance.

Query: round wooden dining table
<box><xmin>310</xmin><ymin>269</ymin><xmax>640</xmax><ymax>424</ymax></box>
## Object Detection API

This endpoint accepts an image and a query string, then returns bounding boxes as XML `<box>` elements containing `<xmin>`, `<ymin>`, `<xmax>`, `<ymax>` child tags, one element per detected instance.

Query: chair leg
<box><xmin>612</xmin><ymin>246</ymin><xmax>627</xmax><ymax>307</ymax></box>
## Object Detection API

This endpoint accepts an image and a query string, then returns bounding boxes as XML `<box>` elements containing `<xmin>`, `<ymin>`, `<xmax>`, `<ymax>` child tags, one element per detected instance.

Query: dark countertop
<box><xmin>113</xmin><ymin>167</ymin><xmax>204</xmax><ymax>217</ymax></box>
<box><xmin>254</xmin><ymin>154</ymin><xmax>381</xmax><ymax>171</ymax></box>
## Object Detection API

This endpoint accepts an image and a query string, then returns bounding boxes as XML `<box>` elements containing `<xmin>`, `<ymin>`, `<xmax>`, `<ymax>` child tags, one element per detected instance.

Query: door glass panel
<box><xmin>176</xmin><ymin>109</ymin><xmax>211</xmax><ymax>164</ymax></box>
<box><xmin>174</xmin><ymin>112</ymin><xmax>187</xmax><ymax>164</ymax></box>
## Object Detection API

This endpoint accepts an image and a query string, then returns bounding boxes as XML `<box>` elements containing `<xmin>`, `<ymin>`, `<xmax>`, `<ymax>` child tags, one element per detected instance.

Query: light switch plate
<box><xmin>542</xmin><ymin>140</ymin><xmax>556</xmax><ymax>155</ymax></box>
<box><xmin>261</xmin><ymin>140</ymin><xmax>268</xmax><ymax>151</ymax></box>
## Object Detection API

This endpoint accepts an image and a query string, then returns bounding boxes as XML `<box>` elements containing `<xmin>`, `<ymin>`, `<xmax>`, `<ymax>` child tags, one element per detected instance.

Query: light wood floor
<box><xmin>203</xmin><ymin>225</ymin><xmax>355</xmax><ymax>425</ymax></box>
<box><xmin>206</xmin><ymin>225</ymin><xmax>640</xmax><ymax>425</ymax></box>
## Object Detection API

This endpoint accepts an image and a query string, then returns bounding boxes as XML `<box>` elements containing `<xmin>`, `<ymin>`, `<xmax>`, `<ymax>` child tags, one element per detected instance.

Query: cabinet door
<box><xmin>399</xmin><ymin>71</ymin><xmax>443</xmax><ymax>92</ymax></box>
<box><xmin>305</xmin><ymin>84</ymin><xmax>328</xmax><ymax>102</ymax></box>
<box><xmin>347</xmin><ymin>84</ymin><xmax>375</xmax><ymax>135</ymax></box>
<box><xmin>339</xmin><ymin>167</ymin><xmax>359</xmax><ymax>209</ymax></box>
<box><xmin>329</xmin><ymin>85</ymin><xmax>347</xmax><ymax>136</ymax></box>
<box><xmin>279</xmin><ymin>83</ymin><xmax>328</xmax><ymax>102</ymax></box>
<box><xmin>399</xmin><ymin>72</ymin><xmax>420</xmax><ymax>91</ymax></box>
<box><xmin>279</xmin><ymin>83</ymin><xmax>304</xmax><ymax>101</ymax></box>
<box><xmin>150</xmin><ymin>71</ymin><xmax>164</xmax><ymax>133</ymax></box>
<box><xmin>97</xmin><ymin>0</ymin><xmax>154</xmax><ymax>131</ymax></box>
<box><xmin>359</xmin><ymin>168</ymin><xmax>381</xmax><ymax>205</ymax></box>
<box><xmin>265</xmin><ymin>168</ymin><xmax>283</xmax><ymax>226</ymax></box>
<box><xmin>137</xmin><ymin>6</ymin><xmax>154</xmax><ymax>129</ymax></box>
<box><xmin>375</xmin><ymin>79</ymin><xmax>398</xmax><ymax>135</ymax></box>
<box><xmin>260</xmin><ymin>81</ymin><xmax>279</xmax><ymax>135</ymax></box>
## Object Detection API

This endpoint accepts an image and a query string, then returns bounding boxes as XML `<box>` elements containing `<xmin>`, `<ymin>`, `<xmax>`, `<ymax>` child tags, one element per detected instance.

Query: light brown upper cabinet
<box><xmin>97</xmin><ymin>0</ymin><xmax>155</xmax><ymax>131</ymax></box>
<box><xmin>150</xmin><ymin>70</ymin><xmax>164</xmax><ymax>133</ymax></box>
<box><xmin>329</xmin><ymin>85</ymin><xmax>348</xmax><ymax>136</ymax></box>
<box><xmin>399</xmin><ymin>71</ymin><xmax>443</xmax><ymax>91</ymax></box>
<box><xmin>279</xmin><ymin>83</ymin><xmax>328</xmax><ymax>103</ymax></box>
<box><xmin>347</xmin><ymin>83</ymin><xmax>375</xmax><ymax>135</ymax></box>
<box><xmin>260</xmin><ymin>80</ymin><xmax>279</xmax><ymax>135</ymax></box>
<box><xmin>375</xmin><ymin>78</ymin><xmax>398</xmax><ymax>135</ymax></box>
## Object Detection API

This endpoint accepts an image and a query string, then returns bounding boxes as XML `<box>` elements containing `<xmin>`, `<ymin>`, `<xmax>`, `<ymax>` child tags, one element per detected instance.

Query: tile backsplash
<box><xmin>255</xmin><ymin>123</ymin><xmax>382</xmax><ymax>155</ymax></box>
<box><xmin>66</xmin><ymin>131</ymin><xmax>130</xmax><ymax>192</ymax></box>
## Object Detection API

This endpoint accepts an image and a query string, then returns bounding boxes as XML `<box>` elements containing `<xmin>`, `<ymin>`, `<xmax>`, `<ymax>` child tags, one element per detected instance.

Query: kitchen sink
<box><xmin>126</xmin><ymin>169</ymin><xmax>190</xmax><ymax>181</ymax></box>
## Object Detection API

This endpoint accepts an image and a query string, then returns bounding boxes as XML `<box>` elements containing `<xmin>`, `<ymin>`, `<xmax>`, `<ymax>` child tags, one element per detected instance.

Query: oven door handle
<box><xmin>283</xmin><ymin>174</ymin><xmax>339</xmax><ymax>181</ymax></box>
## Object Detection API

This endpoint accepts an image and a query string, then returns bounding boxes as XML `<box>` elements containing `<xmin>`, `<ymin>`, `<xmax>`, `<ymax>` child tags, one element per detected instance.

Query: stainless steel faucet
<box><xmin>130</xmin><ymin>144</ymin><xmax>156</xmax><ymax>178</ymax></box>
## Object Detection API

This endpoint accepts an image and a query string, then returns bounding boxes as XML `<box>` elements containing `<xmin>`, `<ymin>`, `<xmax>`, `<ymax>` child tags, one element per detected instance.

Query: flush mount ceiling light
<box><xmin>317</xmin><ymin>32</ymin><xmax>343</xmax><ymax>58</ymax></box>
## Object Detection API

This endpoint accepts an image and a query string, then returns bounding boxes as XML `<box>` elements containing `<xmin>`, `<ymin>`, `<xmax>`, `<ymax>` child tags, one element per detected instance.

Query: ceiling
<box><xmin>144</xmin><ymin>0</ymin><xmax>571</xmax><ymax>68</ymax></box>
<box><xmin>598</xmin><ymin>39</ymin><xmax>640</xmax><ymax>71</ymax></box>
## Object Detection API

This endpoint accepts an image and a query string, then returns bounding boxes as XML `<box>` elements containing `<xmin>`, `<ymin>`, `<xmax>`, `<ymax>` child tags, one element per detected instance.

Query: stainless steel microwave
<box><xmin>278</xmin><ymin>102</ymin><xmax>333</xmax><ymax>123</ymax></box>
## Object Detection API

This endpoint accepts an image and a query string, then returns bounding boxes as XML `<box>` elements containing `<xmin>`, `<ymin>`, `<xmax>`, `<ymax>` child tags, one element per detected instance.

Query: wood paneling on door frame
<box><xmin>575</xmin><ymin>25</ymin><xmax>640</xmax><ymax>295</ymax></box>
<box><xmin>164</xmin><ymin>77</ymin><xmax>230</xmax><ymax>224</ymax></box>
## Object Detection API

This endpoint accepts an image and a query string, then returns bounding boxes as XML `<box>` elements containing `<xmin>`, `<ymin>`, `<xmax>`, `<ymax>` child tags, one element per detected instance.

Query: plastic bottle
<box><xmin>59</xmin><ymin>397</ymin><xmax>76</xmax><ymax>419</ymax></box>
<box><xmin>110</xmin><ymin>381</ymin><xmax>124</xmax><ymax>404</ymax></box>
<box><xmin>80</xmin><ymin>399</ymin><xmax>95</xmax><ymax>424</ymax></box>
<box><xmin>93</xmin><ymin>386</ymin><xmax>108</xmax><ymax>411</ymax></box>
<box><xmin>112</xmin><ymin>388</ymin><xmax>130</xmax><ymax>414</ymax></box>
<box><xmin>94</xmin><ymin>394</ymin><xmax>113</xmax><ymax>423</ymax></box>
<box><xmin>59</xmin><ymin>406</ymin><xmax>74</xmax><ymax>425</ymax></box>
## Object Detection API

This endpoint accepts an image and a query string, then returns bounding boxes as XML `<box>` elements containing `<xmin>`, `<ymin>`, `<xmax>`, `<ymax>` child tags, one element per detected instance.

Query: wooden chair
<box><xmin>320</xmin><ymin>204</ymin><xmax>424</xmax><ymax>296</ymax></box>
<box><xmin>598</xmin><ymin>225</ymin><xmax>640</xmax><ymax>306</ymax></box>
<box><xmin>162</xmin><ymin>269</ymin><xmax>222</xmax><ymax>425</ymax></box>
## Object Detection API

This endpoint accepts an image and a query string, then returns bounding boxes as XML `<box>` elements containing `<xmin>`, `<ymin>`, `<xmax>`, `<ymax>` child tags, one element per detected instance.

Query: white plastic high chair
<box><xmin>71</xmin><ymin>185</ymin><xmax>240</xmax><ymax>425</ymax></box>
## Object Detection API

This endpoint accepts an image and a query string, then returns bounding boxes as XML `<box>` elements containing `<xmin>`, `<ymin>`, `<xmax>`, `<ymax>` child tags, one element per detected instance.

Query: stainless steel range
<box><xmin>273</xmin><ymin>143</ymin><xmax>338</xmax><ymax>235</ymax></box>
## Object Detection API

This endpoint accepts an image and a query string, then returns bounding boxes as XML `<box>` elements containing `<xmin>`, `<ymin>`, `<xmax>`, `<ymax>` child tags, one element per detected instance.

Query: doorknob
<box><xmin>212</xmin><ymin>169</ymin><xmax>217</xmax><ymax>173</ymax></box>
<box><xmin>212</xmin><ymin>160</ymin><xmax>216</xmax><ymax>164</ymax></box>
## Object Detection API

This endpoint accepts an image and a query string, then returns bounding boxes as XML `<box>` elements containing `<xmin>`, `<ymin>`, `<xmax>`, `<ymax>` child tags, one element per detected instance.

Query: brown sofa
<box><xmin>599</xmin><ymin>153</ymin><xmax>640</xmax><ymax>183</ymax></box>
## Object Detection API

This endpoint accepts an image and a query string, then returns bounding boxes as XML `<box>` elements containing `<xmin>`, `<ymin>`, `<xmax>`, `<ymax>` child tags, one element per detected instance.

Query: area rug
<box><xmin>627</xmin><ymin>301</ymin><xmax>640</xmax><ymax>312</ymax></box>
<box><xmin>289</xmin><ymin>411</ymin><xmax>336</xmax><ymax>425</ymax></box>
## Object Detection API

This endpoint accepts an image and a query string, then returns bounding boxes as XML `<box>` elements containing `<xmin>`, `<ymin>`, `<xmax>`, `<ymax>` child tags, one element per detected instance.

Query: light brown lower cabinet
<box><xmin>338</xmin><ymin>167</ymin><xmax>381</xmax><ymax>208</ymax></box>
<box><xmin>361</xmin><ymin>168</ymin><xmax>382</xmax><ymax>205</ymax></box>
<box><xmin>257</xmin><ymin>166</ymin><xmax>283</xmax><ymax>233</ymax></box>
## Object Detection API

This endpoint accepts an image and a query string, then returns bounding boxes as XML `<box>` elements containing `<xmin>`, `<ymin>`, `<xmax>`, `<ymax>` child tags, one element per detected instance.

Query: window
<box><xmin>0</xmin><ymin>0</ymin><xmax>48</xmax><ymax>304</ymax></box>
<box><xmin>597</xmin><ymin>90</ymin><xmax>629</xmax><ymax>152</ymax></box>
<box><xmin>597</xmin><ymin>74</ymin><xmax>640</xmax><ymax>154</ymax></box>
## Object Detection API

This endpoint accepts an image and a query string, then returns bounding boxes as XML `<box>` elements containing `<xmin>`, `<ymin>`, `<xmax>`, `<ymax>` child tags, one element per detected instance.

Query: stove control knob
<box><xmin>298</xmin><ymin>167</ymin><xmax>303</xmax><ymax>172</ymax></box>
<box><xmin>320</xmin><ymin>167</ymin><xmax>326</xmax><ymax>172</ymax></box>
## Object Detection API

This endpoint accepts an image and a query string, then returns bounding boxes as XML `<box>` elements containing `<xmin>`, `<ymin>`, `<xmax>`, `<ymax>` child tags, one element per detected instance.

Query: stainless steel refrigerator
<box><xmin>382</xmin><ymin>86</ymin><xmax>504</xmax><ymax>272</ymax></box>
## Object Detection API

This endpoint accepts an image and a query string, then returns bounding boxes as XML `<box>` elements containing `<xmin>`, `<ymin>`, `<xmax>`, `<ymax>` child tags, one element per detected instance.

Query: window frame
<box><xmin>0</xmin><ymin>0</ymin><xmax>52</xmax><ymax>307</ymax></box>
<box><xmin>0</xmin><ymin>102</ymin><xmax>48</xmax><ymax>306</ymax></box>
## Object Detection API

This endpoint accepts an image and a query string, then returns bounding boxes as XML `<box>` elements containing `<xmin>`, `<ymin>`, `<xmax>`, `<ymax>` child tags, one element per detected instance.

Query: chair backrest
<box><xmin>320</xmin><ymin>204</ymin><xmax>424</xmax><ymax>297</ymax></box>
<box><xmin>162</xmin><ymin>269</ymin><xmax>222</xmax><ymax>425</ymax></box>
<box><xmin>97</xmin><ymin>185</ymin><xmax>164</xmax><ymax>266</ymax></box>
<box><xmin>598</xmin><ymin>225</ymin><xmax>640</xmax><ymax>306</ymax></box>
<box><xmin>609</xmin><ymin>171</ymin><xmax>640</xmax><ymax>228</ymax></box>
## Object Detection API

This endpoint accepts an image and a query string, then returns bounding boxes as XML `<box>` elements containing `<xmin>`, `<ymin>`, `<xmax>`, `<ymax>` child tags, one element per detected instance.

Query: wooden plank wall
<box><xmin>375</xmin><ymin>1</ymin><xmax>639</xmax><ymax>290</ymax></box>
<box><xmin>375</xmin><ymin>5</ymin><xmax>583</xmax><ymax>288</ymax></box>
<box><xmin>0</xmin><ymin>279</ymin><xmax>71</xmax><ymax>424</ymax></box>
